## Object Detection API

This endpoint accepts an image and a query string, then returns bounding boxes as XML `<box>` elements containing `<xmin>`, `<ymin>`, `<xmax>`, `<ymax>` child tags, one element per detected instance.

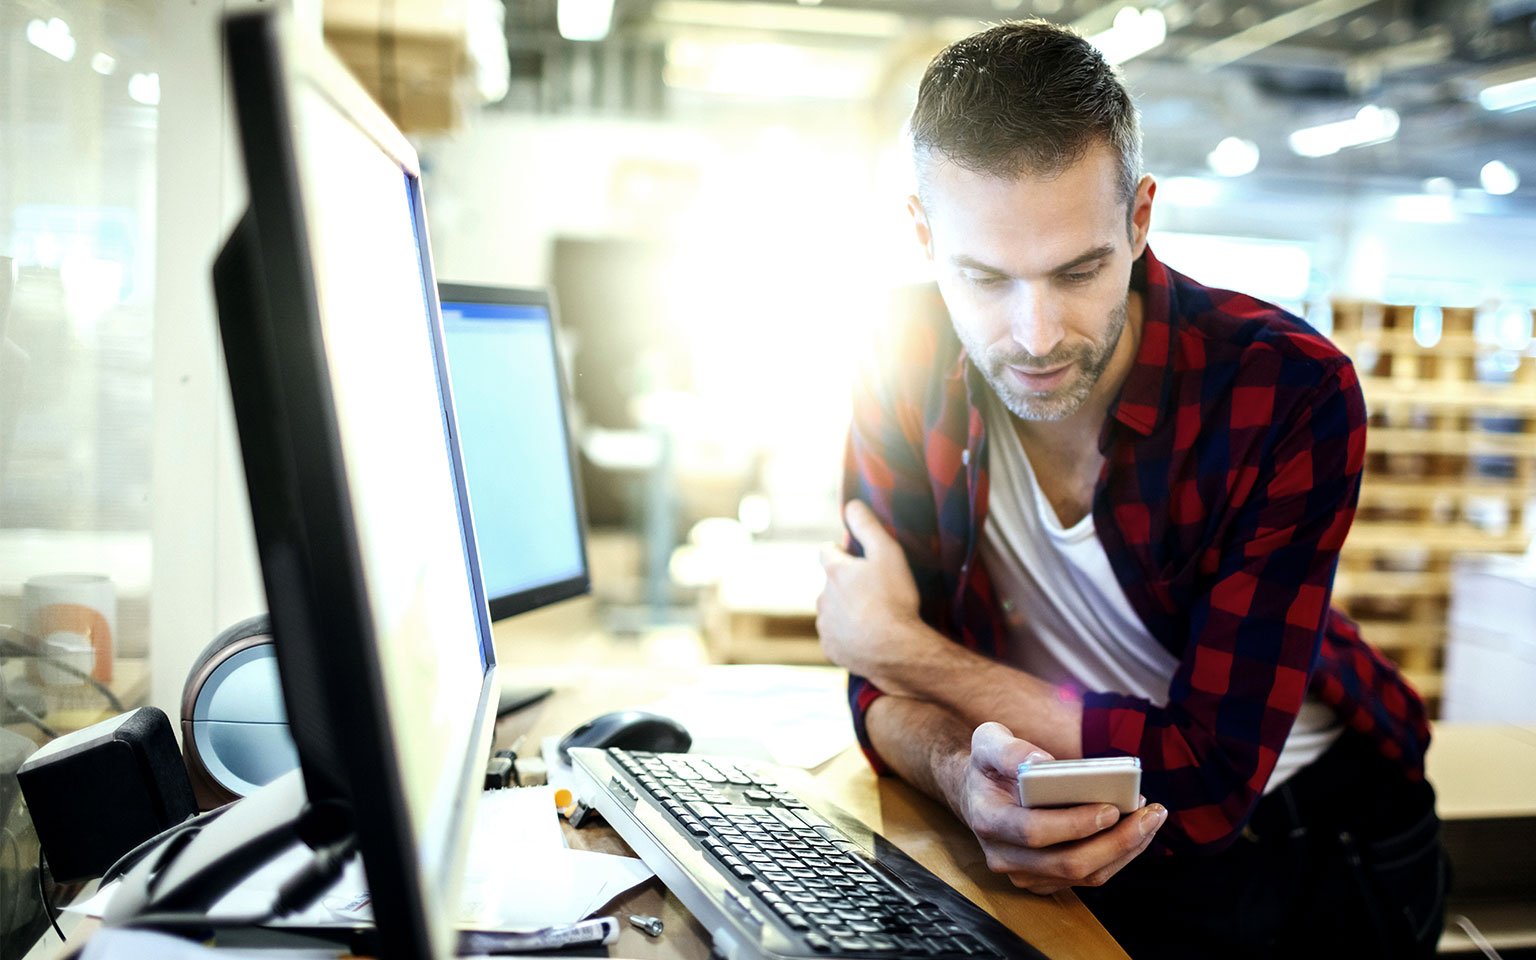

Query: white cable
<box><xmin>1451</xmin><ymin>913</ymin><xmax>1505</xmax><ymax>960</ymax></box>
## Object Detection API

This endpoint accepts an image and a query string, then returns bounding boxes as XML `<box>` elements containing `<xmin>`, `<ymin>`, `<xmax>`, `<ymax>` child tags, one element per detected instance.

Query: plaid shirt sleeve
<box><xmin>840</xmin><ymin>326</ymin><xmax>957</xmax><ymax>776</ymax></box>
<box><xmin>1082</xmin><ymin>355</ymin><xmax>1369</xmax><ymax>855</ymax></box>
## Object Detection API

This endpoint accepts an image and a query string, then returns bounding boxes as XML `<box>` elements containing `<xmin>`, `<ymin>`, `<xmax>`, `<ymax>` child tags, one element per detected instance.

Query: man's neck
<box><xmin>1013</xmin><ymin>290</ymin><xmax>1144</xmax><ymax>457</ymax></box>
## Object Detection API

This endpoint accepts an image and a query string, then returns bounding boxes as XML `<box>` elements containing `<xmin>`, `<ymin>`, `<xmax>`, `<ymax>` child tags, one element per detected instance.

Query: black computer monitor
<box><xmin>436</xmin><ymin>284</ymin><xmax>590</xmax><ymax>622</ymax></box>
<box><xmin>215</xmin><ymin>11</ymin><xmax>496</xmax><ymax>959</ymax></box>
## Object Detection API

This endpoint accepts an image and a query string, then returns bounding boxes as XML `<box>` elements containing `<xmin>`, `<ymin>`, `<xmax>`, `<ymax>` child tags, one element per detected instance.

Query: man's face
<box><xmin>910</xmin><ymin>143</ymin><xmax>1153</xmax><ymax>422</ymax></box>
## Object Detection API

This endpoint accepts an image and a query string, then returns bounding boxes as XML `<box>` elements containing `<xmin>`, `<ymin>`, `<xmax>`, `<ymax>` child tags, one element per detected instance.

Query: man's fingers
<box><xmin>983</xmin><ymin>803</ymin><xmax>1166</xmax><ymax>879</ymax></box>
<box><xmin>970</xmin><ymin>722</ymin><xmax>1053</xmax><ymax>779</ymax></box>
<box><xmin>977</xmin><ymin>800</ymin><xmax>1123</xmax><ymax>850</ymax></box>
<box><xmin>818</xmin><ymin>541</ymin><xmax>847</xmax><ymax>570</ymax></box>
<box><xmin>843</xmin><ymin>500</ymin><xmax>898</xmax><ymax>558</ymax></box>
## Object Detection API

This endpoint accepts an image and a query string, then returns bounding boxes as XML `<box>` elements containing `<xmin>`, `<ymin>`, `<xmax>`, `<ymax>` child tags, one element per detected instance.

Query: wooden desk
<box><xmin>495</xmin><ymin>665</ymin><xmax>1128</xmax><ymax>960</ymax></box>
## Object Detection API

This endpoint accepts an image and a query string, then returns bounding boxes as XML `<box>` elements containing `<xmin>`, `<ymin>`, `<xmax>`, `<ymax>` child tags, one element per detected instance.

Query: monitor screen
<box><xmin>219</xmin><ymin>11</ymin><xmax>495</xmax><ymax>959</ymax></box>
<box><xmin>438</xmin><ymin>285</ymin><xmax>590</xmax><ymax>620</ymax></box>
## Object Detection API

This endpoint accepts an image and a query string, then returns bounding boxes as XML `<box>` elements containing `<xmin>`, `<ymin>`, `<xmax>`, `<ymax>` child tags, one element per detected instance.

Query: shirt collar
<box><xmin>1104</xmin><ymin>244</ymin><xmax>1177</xmax><ymax>440</ymax></box>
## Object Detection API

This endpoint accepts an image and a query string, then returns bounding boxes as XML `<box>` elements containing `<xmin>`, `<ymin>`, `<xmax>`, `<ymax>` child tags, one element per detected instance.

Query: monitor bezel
<box><xmin>222</xmin><ymin>12</ymin><xmax>497</xmax><ymax>959</ymax></box>
<box><xmin>436</xmin><ymin>282</ymin><xmax>593</xmax><ymax>622</ymax></box>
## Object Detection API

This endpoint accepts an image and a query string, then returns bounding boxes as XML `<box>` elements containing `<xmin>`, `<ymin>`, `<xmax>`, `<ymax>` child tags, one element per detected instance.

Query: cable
<box><xmin>117</xmin><ymin>835</ymin><xmax>359</xmax><ymax>938</ymax></box>
<box><xmin>0</xmin><ymin>628</ymin><xmax>125</xmax><ymax>713</ymax></box>
<box><xmin>1451</xmin><ymin>913</ymin><xmax>1505</xmax><ymax>960</ymax></box>
<box><xmin>36</xmin><ymin>847</ymin><xmax>64</xmax><ymax>943</ymax></box>
<box><xmin>7</xmin><ymin>701</ymin><xmax>57</xmax><ymax>740</ymax></box>
<box><xmin>100</xmin><ymin>804</ymin><xmax>231</xmax><ymax>888</ymax></box>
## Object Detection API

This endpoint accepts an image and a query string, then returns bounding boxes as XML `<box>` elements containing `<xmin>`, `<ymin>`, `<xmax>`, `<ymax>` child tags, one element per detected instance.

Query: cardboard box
<box><xmin>324</xmin><ymin>0</ymin><xmax>468</xmax><ymax>133</ymax></box>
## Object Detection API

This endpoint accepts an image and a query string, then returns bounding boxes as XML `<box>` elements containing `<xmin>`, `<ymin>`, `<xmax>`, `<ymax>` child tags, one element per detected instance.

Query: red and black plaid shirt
<box><xmin>844</xmin><ymin>246</ymin><xmax>1430</xmax><ymax>856</ymax></box>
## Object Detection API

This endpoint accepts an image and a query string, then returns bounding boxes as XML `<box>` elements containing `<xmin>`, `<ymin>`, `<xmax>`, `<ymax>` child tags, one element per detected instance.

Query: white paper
<box><xmin>80</xmin><ymin>929</ymin><xmax>342</xmax><ymax>959</ymax></box>
<box><xmin>64</xmin><ymin>881</ymin><xmax>120</xmax><ymax>918</ymax></box>
<box><xmin>460</xmin><ymin>847</ymin><xmax>653</xmax><ymax>931</ymax></box>
<box><xmin>77</xmin><ymin>785</ymin><xmax>649</xmax><ymax>936</ymax></box>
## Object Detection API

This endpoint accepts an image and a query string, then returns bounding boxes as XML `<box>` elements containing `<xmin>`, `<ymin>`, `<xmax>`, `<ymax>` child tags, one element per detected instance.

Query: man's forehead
<box><xmin>923</xmin><ymin>154</ymin><xmax>1122</xmax><ymax>221</ymax></box>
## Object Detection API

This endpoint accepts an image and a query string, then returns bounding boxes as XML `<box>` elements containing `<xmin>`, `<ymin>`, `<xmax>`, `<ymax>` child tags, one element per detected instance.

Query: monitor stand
<box><xmin>497</xmin><ymin>684</ymin><xmax>553</xmax><ymax>717</ymax></box>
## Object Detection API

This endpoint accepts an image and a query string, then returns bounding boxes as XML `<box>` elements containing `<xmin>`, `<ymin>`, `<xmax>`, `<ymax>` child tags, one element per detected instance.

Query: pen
<box><xmin>457</xmin><ymin>915</ymin><xmax>621</xmax><ymax>955</ymax></box>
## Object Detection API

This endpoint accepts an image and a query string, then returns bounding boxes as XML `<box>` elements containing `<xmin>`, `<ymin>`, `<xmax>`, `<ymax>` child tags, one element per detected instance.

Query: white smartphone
<box><xmin>1015</xmin><ymin>756</ymin><xmax>1142</xmax><ymax>814</ymax></box>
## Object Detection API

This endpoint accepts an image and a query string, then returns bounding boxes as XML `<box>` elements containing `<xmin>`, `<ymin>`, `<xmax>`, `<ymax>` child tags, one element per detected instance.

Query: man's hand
<box><xmin>947</xmin><ymin>722</ymin><xmax>1165</xmax><ymax>895</ymax></box>
<box><xmin>817</xmin><ymin>500</ymin><xmax>931</xmax><ymax>692</ymax></box>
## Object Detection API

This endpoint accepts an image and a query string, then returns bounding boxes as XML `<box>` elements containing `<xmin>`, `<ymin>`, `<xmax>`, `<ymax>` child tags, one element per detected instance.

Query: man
<box><xmin>817</xmin><ymin>19</ymin><xmax>1445</xmax><ymax>959</ymax></box>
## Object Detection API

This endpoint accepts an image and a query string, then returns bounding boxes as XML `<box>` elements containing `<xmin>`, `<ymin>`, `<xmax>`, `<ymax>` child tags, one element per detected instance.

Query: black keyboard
<box><xmin>600</xmin><ymin>749</ymin><xmax>1026</xmax><ymax>958</ymax></box>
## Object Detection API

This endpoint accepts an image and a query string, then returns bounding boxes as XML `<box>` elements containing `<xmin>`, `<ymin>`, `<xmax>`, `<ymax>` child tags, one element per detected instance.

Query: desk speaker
<box><xmin>180</xmin><ymin>615</ymin><xmax>299</xmax><ymax>809</ymax></box>
<box><xmin>17</xmin><ymin>707</ymin><xmax>196</xmax><ymax>884</ymax></box>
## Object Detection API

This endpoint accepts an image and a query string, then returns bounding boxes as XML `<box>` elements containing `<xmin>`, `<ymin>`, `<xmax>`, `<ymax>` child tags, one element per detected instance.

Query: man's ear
<box><xmin>907</xmin><ymin>195</ymin><xmax>935</xmax><ymax>261</ymax></box>
<box><xmin>1129</xmin><ymin>175</ymin><xmax>1156</xmax><ymax>258</ymax></box>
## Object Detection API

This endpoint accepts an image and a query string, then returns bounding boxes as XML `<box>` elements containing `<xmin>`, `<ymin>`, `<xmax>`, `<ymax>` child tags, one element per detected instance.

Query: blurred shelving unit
<box><xmin>1329</xmin><ymin>301</ymin><xmax>1536</xmax><ymax>715</ymax></box>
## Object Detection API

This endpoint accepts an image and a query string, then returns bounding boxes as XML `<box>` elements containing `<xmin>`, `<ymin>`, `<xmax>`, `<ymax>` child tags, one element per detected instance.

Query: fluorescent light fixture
<box><xmin>664</xmin><ymin>39</ymin><xmax>877</xmax><ymax>98</ymax></box>
<box><xmin>1088</xmin><ymin>7</ymin><xmax>1167</xmax><ymax>65</ymax></box>
<box><xmin>558</xmin><ymin>0</ymin><xmax>616</xmax><ymax>41</ymax></box>
<box><xmin>1412</xmin><ymin>305</ymin><xmax>1443</xmax><ymax>349</ymax></box>
<box><xmin>1391</xmin><ymin>194</ymin><xmax>1456</xmax><ymax>224</ymax></box>
<box><xmin>1288</xmin><ymin>105</ymin><xmax>1399</xmax><ymax>158</ymax></box>
<box><xmin>1206</xmin><ymin>137</ymin><xmax>1259</xmax><ymax>177</ymax></box>
<box><xmin>91</xmin><ymin>52</ymin><xmax>117</xmax><ymax>75</ymax></box>
<box><xmin>1152</xmin><ymin>231</ymin><xmax>1311</xmax><ymax>303</ymax></box>
<box><xmin>1422</xmin><ymin>176</ymin><xmax>1455</xmax><ymax>196</ymax></box>
<box><xmin>1478</xmin><ymin>75</ymin><xmax>1536</xmax><ymax>112</ymax></box>
<box><xmin>1480</xmin><ymin>160</ymin><xmax>1519</xmax><ymax>195</ymax></box>
<box><xmin>127</xmin><ymin>72</ymin><xmax>160</xmax><ymax>106</ymax></box>
<box><xmin>26</xmin><ymin>18</ymin><xmax>76</xmax><ymax>62</ymax></box>
<box><xmin>1158</xmin><ymin>176</ymin><xmax>1220</xmax><ymax>207</ymax></box>
<box><xmin>1306</xmin><ymin>300</ymin><xmax>1334</xmax><ymax>339</ymax></box>
<box><xmin>652</xmin><ymin>0</ymin><xmax>904</xmax><ymax>38</ymax></box>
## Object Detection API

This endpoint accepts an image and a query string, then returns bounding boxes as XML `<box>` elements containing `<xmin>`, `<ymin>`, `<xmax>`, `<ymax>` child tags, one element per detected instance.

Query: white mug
<box><xmin>21</xmin><ymin>573</ymin><xmax>115</xmax><ymax>685</ymax></box>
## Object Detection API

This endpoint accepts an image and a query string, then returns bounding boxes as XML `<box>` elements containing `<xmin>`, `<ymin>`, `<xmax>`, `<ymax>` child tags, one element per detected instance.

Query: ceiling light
<box><xmin>1206</xmin><ymin>137</ymin><xmax>1259</xmax><ymax>177</ymax></box>
<box><xmin>1412</xmin><ymin>305</ymin><xmax>1442</xmax><ymax>349</ymax></box>
<box><xmin>26</xmin><ymin>18</ymin><xmax>76</xmax><ymax>62</ymax></box>
<box><xmin>1088</xmin><ymin>7</ymin><xmax>1167</xmax><ymax>65</ymax></box>
<box><xmin>1480</xmin><ymin>160</ymin><xmax>1519</xmax><ymax>195</ymax></box>
<box><xmin>1421</xmin><ymin>176</ymin><xmax>1454</xmax><ymax>196</ymax></box>
<box><xmin>558</xmin><ymin>0</ymin><xmax>615</xmax><ymax>41</ymax></box>
<box><xmin>663</xmin><ymin>40</ymin><xmax>877</xmax><ymax>99</ymax></box>
<box><xmin>651</xmin><ymin>0</ymin><xmax>904</xmax><ymax>38</ymax></box>
<box><xmin>1391</xmin><ymin>194</ymin><xmax>1455</xmax><ymax>224</ymax></box>
<box><xmin>1478</xmin><ymin>75</ymin><xmax>1536</xmax><ymax>112</ymax></box>
<box><xmin>128</xmin><ymin>72</ymin><xmax>160</xmax><ymax>106</ymax></box>
<box><xmin>1288</xmin><ymin>105</ymin><xmax>1399</xmax><ymax>158</ymax></box>
<box><xmin>91</xmin><ymin>52</ymin><xmax>117</xmax><ymax>75</ymax></box>
<box><xmin>1159</xmin><ymin>176</ymin><xmax>1220</xmax><ymax>207</ymax></box>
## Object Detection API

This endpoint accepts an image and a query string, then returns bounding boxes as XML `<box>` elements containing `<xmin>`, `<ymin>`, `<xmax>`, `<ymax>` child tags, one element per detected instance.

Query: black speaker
<box><xmin>17</xmin><ymin>707</ymin><xmax>196</xmax><ymax>884</ymax></box>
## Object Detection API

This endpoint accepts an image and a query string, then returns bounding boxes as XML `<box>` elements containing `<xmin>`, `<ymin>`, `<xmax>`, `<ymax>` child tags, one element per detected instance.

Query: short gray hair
<box><xmin>910</xmin><ymin>20</ymin><xmax>1143</xmax><ymax>227</ymax></box>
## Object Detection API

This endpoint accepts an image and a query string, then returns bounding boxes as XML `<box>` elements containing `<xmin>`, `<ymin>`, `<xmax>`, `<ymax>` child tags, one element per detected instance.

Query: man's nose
<box><xmin>1010</xmin><ymin>288</ymin><xmax>1067</xmax><ymax>359</ymax></box>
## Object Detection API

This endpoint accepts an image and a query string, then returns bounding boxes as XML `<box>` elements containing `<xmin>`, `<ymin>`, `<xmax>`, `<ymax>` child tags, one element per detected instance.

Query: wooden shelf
<box><xmin>1342</xmin><ymin>331</ymin><xmax>1536</xmax><ymax>358</ymax></box>
<box><xmin>1366</xmin><ymin>428</ymin><xmax>1536</xmax><ymax>457</ymax></box>
<box><xmin>1345</xmin><ymin>525</ymin><xmax>1531</xmax><ymax>552</ymax></box>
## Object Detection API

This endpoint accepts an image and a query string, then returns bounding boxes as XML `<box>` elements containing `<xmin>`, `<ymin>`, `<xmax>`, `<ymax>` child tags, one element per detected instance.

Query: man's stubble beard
<box><xmin>966</xmin><ymin>295</ymin><xmax>1129</xmax><ymax>422</ymax></box>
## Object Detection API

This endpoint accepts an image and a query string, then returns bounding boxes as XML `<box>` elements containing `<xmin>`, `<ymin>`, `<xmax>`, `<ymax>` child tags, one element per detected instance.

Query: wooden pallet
<box><xmin>1329</xmin><ymin>301</ymin><xmax>1536</xmax><ymax>713</ymax></box>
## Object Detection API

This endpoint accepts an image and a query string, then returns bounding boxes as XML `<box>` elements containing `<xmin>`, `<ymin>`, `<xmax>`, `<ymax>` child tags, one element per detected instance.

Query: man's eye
<box><xmin>1060</xmin><ymin>267</ymin><xmax>1101</xmax><ymax>284</ymax></box>
<box><xmin>964</xmin><ymin>273</ymin><xmax>1006</xmax><ymax>287</ymax></box>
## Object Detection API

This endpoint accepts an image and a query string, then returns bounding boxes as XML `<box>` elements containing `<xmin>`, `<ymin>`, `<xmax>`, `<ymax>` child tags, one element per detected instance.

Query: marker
<box><xmin>458</xmin><ymin>916</ymin><xmax>621</xmax><ymax>955</ymax></box>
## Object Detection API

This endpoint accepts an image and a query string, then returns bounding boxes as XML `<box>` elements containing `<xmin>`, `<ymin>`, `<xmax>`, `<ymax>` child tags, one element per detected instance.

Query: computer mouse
<box><xmin>557</xmin><ymin>710</ymin><xmax>692</xmax><ymax>762</ymax></box>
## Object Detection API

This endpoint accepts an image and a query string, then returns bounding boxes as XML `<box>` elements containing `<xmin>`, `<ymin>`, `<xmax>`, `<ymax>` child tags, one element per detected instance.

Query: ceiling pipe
<box><xmin>1185</xmin><ymin>0</ymin><xmax>1383</xmax><ymax>71</ymax></box>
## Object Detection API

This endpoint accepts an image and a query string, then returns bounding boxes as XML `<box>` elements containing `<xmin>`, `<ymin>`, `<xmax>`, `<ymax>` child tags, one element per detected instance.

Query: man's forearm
<box><xmin>880</xmin><ymin>620</ymin><xmax>1084</xmax><ymax>759</ymax></box>
<box><xmin>864</xmin><ymin>694</ymin><xmax>972</xmax><ymax>814</ymax></box>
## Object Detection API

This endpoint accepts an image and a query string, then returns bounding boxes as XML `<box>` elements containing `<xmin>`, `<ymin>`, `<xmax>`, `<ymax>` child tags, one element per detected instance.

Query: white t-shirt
<box><xmin>978</xmin><ymin>390</ymin><xmax>1341</xmax><ymax>793</ymax></box>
